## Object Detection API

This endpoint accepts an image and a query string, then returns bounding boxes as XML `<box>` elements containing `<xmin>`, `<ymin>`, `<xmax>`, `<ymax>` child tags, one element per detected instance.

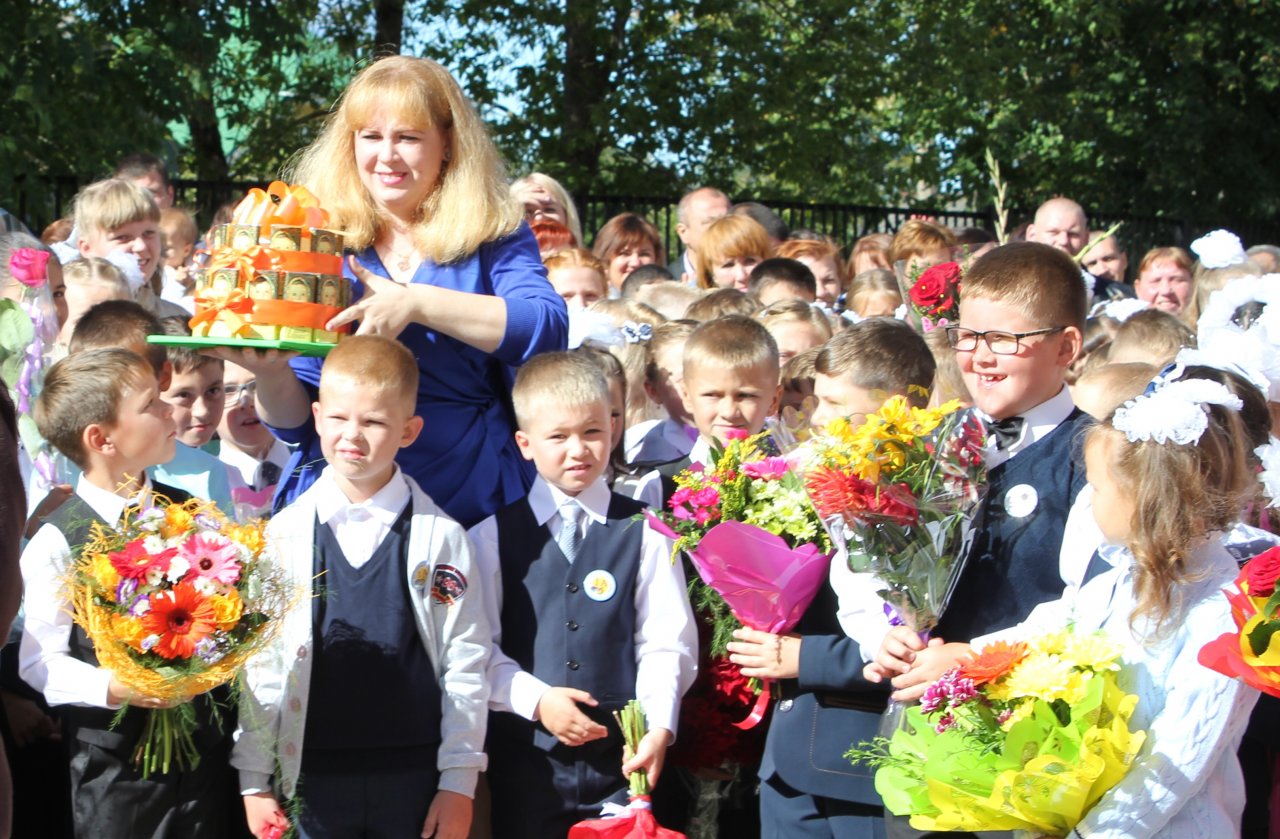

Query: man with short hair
<box><xmin>1081</xmin><ymin>231</ymin><xmax>1128</xmax><ymax>282</ymax></box>
<box><xmin>1026</xmin><ymin>196</ymin><xmax>1088</xmax><ymax>256</ymax></box>
<box><xmin>674</xmin><ymin>186</ymin><xmax>731</xmax><ymax>284</ymax></box>
<box><xmin>114</xmin><ymin>153</ymin><xmax>174</xmax><ymax>210</ymax></box>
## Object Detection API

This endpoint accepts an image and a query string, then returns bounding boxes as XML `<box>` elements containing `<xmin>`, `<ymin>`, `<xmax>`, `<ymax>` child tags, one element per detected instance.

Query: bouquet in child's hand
<box><xmin>849</xmin><ymin>628</ymin><xmax>1146</xmax><ymax>836</ymax></box>
<box><xmin>1199</xmin><ymin>545</ymin><xmax>1280</xmax><ymax>696</ymax></box>
<box><xmin>895</xmin><ymin>260</ymin><xmax>964</xmax><ymax>333</ymax></box>
<box><xmin>568</xmin><ymin>700</ymin><xmax>687</xmax><ymax>839</ymax></box>
<box><xmin>69</xmin><ymin>494</ymin><xmax>291</xmax><ymax>777</ymax></box>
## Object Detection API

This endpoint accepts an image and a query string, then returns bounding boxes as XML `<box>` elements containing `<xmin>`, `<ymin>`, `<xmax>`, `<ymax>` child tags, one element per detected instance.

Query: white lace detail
<box><xmin>1196</xmin><ymin>274</ymin><xmax>1280</xmax><ymax>400</ymax></box>
<box><xmin>1113</xmin><ymin>378</ymin><xmax>1243</xmax><ymax>445</ymax></box>
<box><xmin>1257</xmin><ymin>437</ymin><xmax>1280</xmax><ymax>508</ymax></box>
<box><xmin>1190</xmin><ymin>229</ymin><xmax>1247</xmax><ymax>269</ymax></box>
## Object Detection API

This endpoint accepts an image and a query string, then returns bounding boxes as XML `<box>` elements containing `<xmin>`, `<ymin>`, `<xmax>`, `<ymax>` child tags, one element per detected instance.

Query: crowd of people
<box><xmin>3</xmin><ymin>52</ymin><xmax>1280</xmax><ymax>839</ymax></box>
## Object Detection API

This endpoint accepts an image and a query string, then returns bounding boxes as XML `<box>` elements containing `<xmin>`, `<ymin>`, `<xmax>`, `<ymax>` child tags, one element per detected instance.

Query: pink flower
<box><xmin>934</xmin><ymin>713</ymin><xmax>956</xmax><ymax>734</ymax></box>
<box><xmin>723</xmin><ymin>428</ymin><xmax>750</xmax><ymax>441</ymax></box>
<box><xmin>690</xmin><ymin>486</ymin><xmax>720</xmax><ymax>508</ymax></box>
<box><xmin>110</xmin><ymin>540</ymin><xmax>176</xmax><ymax>581</ymax></box>
<box><xmin>8</xmin><ymin>248</ymin><xmax>50</xmax><ymax>288</ymax></box>
<box><xmin>179</xmin><ymin>532</ymin><xmax>242</xmax><ymax>586</ymax></box>
<box><xmin>742</xmin><ymin>457</ymin><xmax>789</xmax><ymax>481</ymax></box>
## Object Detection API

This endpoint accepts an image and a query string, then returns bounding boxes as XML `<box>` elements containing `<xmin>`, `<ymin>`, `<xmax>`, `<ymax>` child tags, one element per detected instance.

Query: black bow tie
<box><xmin>987</xmin><ymin>416</ymin><xmax>1026</xmax><ymax>450</ymax></box>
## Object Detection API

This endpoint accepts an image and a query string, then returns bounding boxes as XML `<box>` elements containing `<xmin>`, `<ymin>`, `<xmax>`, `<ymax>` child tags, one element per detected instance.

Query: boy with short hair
<box><xmin>216</xmin><ymin>360</ymin><xmax>292</xmax><ymax>518</ymax></box>
<box><xmin>233</xmin><ymin>335</ymin><xmax>490</xmax><ymax>839</ymax></box>
<box><xmin>748</xmin><ymin>257</ymin><xmax>818</xmax><ymax>307</ymax></box>
<box><xmin>870</xmin><ymin>242</ymin><xmax>1095</xmax><ymax>697</ymax></box>
<box><xmin>810</xmin><ymin>318</ymin><xmax>936</xmax><ymax>429</ymax></box>
<box><xmin>471</xmin><ymin>351</ymin><xmax>696</xmax><ymax>839</ymax></box>
<box><xmin>66</xmin><ymin>301</ymin><xmax>234</xmax><ymax>514</ymax></box>
<box><xmin>19</xmin><ymin>348</ymin><xmax>235</xmax><ymax>838</ymax></box>
<box><xmin>158</xmin><ymin>207</ymin><xmax>198</xmax><ymax>312</ymax></box>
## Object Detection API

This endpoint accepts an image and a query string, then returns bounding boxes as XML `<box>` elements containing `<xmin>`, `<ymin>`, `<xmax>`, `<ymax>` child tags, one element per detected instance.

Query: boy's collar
<box><xmin>529</xmin><ymin>475</ymin><xmax>611</xmax><ymax>526</ymax></box>
<box><xmin>75</xmin><ymin>472</ymin><xmax>152</xmax><ymax>525</ymax></box>
<box><xmin>978</xmin><ymin>386</ymin><xmax>1076</xmax><ymax>458</ymax></box>
<box><xmin>313</xmin><ymin>465</ymin><xmax>410</xmax><ymax>525</ymax></box>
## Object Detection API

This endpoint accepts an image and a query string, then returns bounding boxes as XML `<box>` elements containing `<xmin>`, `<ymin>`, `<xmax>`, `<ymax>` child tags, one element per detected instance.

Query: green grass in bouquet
<box><xmin>849</xmin><ymin>629</ymin><xmax>1146</xmax><ymax>836</ymax></box>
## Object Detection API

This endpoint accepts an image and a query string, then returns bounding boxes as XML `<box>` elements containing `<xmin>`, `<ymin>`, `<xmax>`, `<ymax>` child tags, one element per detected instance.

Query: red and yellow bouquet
<box><xmin>70</xmin><ymin>496</ymin><xmax>290</xmax><ymax>776</ymax></box>
<box><xmin>1199</xmin><ymin>545</ymin><xmax>1280</xmax><ymax>696</ymax></box>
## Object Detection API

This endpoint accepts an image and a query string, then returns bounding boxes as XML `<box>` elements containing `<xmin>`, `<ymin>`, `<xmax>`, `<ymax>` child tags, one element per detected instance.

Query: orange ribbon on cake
<box><xmin>233</xmin><ymin>181</ymin><xmax>328</xmax><ymax>235</ymax></box>
<box><xmin>191</xmin><ymin>289</ymin><xmax>256</xmax><ymax>338</ymax></box>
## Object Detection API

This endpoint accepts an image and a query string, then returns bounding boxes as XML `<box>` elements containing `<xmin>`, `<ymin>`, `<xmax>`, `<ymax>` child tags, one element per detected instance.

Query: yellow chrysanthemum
<box><xmin>160</xmin><ymin>504</ymin><xmax>195</xmax><ymax>540</ymax></box>
<box><xmin>1060</xmin><ymin>632</ymin><xmax>1123</xmax><ymax>673</ymax></box>
<box><xmin>87</xmin><ymin>552</ymin><xmax>120</xmax><ymax>594</ymax></box>
<box><xmin>110</xmin><ymin>613</ymin><xmax>147</xmax><ymax>651</ymax></box>
<box><xmin>227</xmin><ymin>523</ymin><xmax>267</xmax><ymax>559</ymax></box>
<box><xmin>999</xmin><ymin>700</ymin><xmax>1035</xmax><ymax>731</ymax></box>
<box><xmin>209</xmin><ymin>589</ymin><xmax>244</xmax><ymax>631</ymax></box>
<box><xmin>1028</xmin><ymin>629</ymin><xmax>1072</xmax><ymax>658</ymax></box>
<box><xmin>1001</xmin><ymin>652</ymin><xmax>1077</xmax><ymax>702</ymax></box>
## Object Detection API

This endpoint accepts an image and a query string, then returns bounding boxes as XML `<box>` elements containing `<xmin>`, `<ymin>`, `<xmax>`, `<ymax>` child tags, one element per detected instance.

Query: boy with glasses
<box><xmin>868</xmin><ymin>243</ymin><xmax>1098</xmax><ymax>717</ymax></box>
<box><xmin>217</xmin><ymin>360</ymin><xmax>292</xmax><ymax>519</ymax></box>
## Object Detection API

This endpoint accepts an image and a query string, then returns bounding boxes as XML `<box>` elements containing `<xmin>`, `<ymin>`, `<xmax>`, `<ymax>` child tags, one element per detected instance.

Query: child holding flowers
<box><xmin>19</xmin><ymin>348</ymin><xmax>237</xmax><ymax>838</ymax></box>
<box><xmin>960</xmin><ymin>368</ymin><xmax>1265</xmax><ymax>837</ymax></box>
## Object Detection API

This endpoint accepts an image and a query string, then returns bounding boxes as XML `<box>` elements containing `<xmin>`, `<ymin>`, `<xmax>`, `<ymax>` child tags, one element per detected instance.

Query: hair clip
<box><xmin>1114</xmin><ymin>377</ymin><xmax>1243</xmax><ymax>445</ymax></box>
<box><xmin>1090</xmin><ymin>297</ymin><xmax>1148</xmax><ymax>322</ymax></box>
<box><xmin>621</xmin><ymin>321</ymin><xmax>653</xmax><ymax>343</ymax></box>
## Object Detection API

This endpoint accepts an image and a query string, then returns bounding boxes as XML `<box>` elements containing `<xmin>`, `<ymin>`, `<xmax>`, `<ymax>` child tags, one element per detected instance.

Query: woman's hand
<box><xmin>727</xmin><ymin>628</ymin><xmax>801</xmax><ymax>680</ymax></box>
<box><xmin>326</xmin><ymin>256</ymin><xmax>423</xmax><ymax>339</ymax></box>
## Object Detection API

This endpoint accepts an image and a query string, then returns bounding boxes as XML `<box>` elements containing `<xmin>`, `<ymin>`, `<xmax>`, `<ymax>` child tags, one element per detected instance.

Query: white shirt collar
<box><xmin>527</xmin><ymin>475</ymin><xmax>612</xmax><ymax>526</ymax></box>
<box><xmin>688</xmin><ymin>437</ymin><xmax>714</xmax><ymax>468</ymax></box>
<box><xmin>979</xmin><ymin>385</ymin><xmax>1076</xmax><ymax>456</ymax></box>
<box><xmin>219</xmin><ymin>438</ymin><xmax>290</xmax><ymax>483</ymax></box>
<box><xmin>75</xmin><ymin>472</ymin><xmax>152</xmax><ymax>525</ymax></box>
<box><xmin>312</xmin><ymin>465</ymin><xmax>411</xmax><ymax>526</ymax></box>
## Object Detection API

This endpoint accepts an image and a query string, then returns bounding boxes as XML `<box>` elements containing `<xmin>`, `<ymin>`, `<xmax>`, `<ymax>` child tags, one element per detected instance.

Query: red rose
<box><xmin>910</xmin><ymin>262</ymin><xmax>962</xmax><ymax>315</ymax></box>
<box><xmin>1245</xmin><ymin>547</ymin><xmax>1280</xmax><ymax>597</ymax></box>
<box><xmin>8</xmin><ymin>248</ymin><xmax>50</xmax><ymax>288</ymax></box>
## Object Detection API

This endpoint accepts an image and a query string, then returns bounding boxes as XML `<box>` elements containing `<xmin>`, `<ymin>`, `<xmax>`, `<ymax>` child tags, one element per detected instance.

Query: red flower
<box><xmin>141</xmin><ymin>582</ymin><xmax>217</xmax><ymax>659</ymax></box>
<box><xmin>910</xmin><ymin>262</ymin><xmax>962</xmax><ymax>316</ymax></box>
<box><xmin>870</xmin><ymin>483</ymin><xmax>920</xmax><ymax>526</ymax></box>
<box><xmin>110</xmin><ymin>540</ymin><xmax>177</xmax><ymax>581</ymax></box>
<box><xmin>1245</xmin><ymin>547</ymin><xmax>1280</xmax><ymax>597</ymax></box>
<box><xmin>805</xmin><ymin>467</ymin><xmax>875</xmax><ymax>519</ymax></box>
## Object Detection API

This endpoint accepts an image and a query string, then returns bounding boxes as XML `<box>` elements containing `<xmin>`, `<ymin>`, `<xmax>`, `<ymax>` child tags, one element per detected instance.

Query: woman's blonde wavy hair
<box><xmin>1090</xmin><ymin>383</ymin><xmax>1256</xmax><ymax>639</ymax></box>
<box><xmin>288</xmin><ymin>55</ymin><xmax>522</xmax><ymax>264</ymax></box>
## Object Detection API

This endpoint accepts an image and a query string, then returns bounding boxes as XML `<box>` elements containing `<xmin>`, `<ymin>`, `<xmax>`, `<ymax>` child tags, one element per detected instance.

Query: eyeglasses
<box><xmin>945</xmin><ymin>326</ymin><xmax>1065</xmax><ymax>355</ymax></box>
<box><xmin>223</xmin><ymin>380</ymin><xmax>257</xmax><ymax>407</ymax></box>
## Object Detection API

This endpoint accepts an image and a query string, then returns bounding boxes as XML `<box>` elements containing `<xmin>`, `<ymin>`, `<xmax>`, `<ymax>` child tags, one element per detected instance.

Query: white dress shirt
<box><xmin>19</xmin><ymin>474</ymin><xmax>159</xmax><ymax>709</ymax></box>
<box><xmin>624</xmin><ymin>418</ymin><xmax>696</xmax><ymax>465</ymax></box>
<box><xmin>470</xmin><ymin>476</ymin><xmax>697</xmax><ymax>735</ymax></box>
<box><xmin>311</xmin><ymin>466</ymin><xmax>411</xmax><ymax>569</ymax></box>
<box><xmin>977</xmin><ymin>384</ymin><xmax>1076</xmax><ymax>469</ymax></box>
<box><xmin>219</xmin><ymin>438</ymin><xmax>292</xmax><ymax>495</ymax></box>
<box><xmin>976</xmin><ymin>537</ymin><xmax>1257</xmax><ymax>839</ymax></box>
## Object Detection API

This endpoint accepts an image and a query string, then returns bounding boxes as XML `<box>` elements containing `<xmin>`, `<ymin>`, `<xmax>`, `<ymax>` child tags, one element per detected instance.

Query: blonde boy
<box><xmin>470</xmin><ymin>351</ymin><xmax>695</xmax><ymax>839</ymax></box>
<box><xmin>20</xmin><ymin>348</ymin><xmax>236</xmax><ymax>837</ymax></box>
<box><xmin>158</xmin><ymin>207</ymin><xmax>198</xmax><ymax>310</ymax></box>
<box><xmin>233</xmin><ymin>335</ymin><xmax>489</xmax><ymax>839</ymax></box>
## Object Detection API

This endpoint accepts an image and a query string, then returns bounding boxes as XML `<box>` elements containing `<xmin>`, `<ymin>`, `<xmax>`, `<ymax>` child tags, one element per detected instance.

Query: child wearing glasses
<box><xmin>217</xmin><ymin>359</ymin><xmax>292</xmax><ymax>518</ymax></box>
<box><xmin>867</xmin><ymin>243</ymin><xmax>1100</xmax><ymax>711</ymax></box>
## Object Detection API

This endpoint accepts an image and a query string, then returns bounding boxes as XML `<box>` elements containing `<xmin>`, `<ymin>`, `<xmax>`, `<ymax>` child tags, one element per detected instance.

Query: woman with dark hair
<box><xmin>592</xmin><ymin>212</ymin><xmax>665</xmax><ymax>294</ymax></box>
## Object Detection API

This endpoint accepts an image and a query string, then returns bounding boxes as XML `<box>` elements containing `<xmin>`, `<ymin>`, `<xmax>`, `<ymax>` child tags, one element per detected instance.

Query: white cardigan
<box><xmin>230</xmin><ymin>473</ymin><xmax>491</xmax><ymax>799</ymax></box>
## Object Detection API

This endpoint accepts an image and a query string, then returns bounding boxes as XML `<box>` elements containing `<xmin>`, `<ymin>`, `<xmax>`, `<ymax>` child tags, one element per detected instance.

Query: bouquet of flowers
<box><xmin>646</xmin><ymin>429</ymin><xmax>832</xmax><ymax>757</ymax></box>
<box><xmin>798</xmin><ymin>396</ymin><xmax>986</xmax><ymax>635</ymax></box>
<box><xmin>568</xmin><ymin>700</ymin><xmax>687</xmax><ymax>838</ymax></box>
<box><xmin>850</xmin><ymin>629</ymin><xmax>1146</xmax><ymax>836</ymax></box>
<box><xmin>1199</xmin><ymin>545</ymin><xmax>1280</xmax><ymax>696</ymax></box>
<box><xmin>1</xmin><ymin>247</ymin><xmax>62</xmax><ymax>481</ymax></box>
<box><xmin>895</xmin><ymin>260</ymin><xmax>963</xmax><ymax>333</ymax></box>
<box><xmin>69</xmin><ymin>495</ymin><xmax>291</xmax><ymax>776</ymax></box>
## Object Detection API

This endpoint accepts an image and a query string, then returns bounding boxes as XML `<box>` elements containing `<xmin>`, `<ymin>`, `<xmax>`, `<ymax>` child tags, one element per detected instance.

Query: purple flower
<box><xmin>934</xmin><ymin>713</ymin><xmax>956</xmax><ymax>734</ymax></box>
<box><xmin>920</xmin><ymin>680</ymin><xmax>949</xmax><ymax>714</ymax></box>
<box><xmin>949</xmin><ymin>676</ymin><xmax>979</xmax><ymax>706</ymax></box>
<box><xmin>116</xmin><ymin>578</ymin><xmax>138</xmax><ymax>604</ymax></box>
<box><xmin>997</xmin><ymin>709</ymin><xmax>1014</xmax><ymax>725</ymax></box>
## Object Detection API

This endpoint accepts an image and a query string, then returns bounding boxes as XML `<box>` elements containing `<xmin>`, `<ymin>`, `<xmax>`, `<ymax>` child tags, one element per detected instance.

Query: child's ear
<box><xmin>1058</xmin><ymin>326</ymin><xmax>1084</xmax><ymax>367</ymax></box>
<box><xmin>83</xmin><ymin>422</ymin><xmax>111</xmax><ymax>457</ymax></box>
<box><xmin>157</xmin><ymin>360</ymin><xmax>174</xmax><ymax>392</ymax></box>
<box><xmin>514</xmin><ymin>429</ymin><xmax>535</xmax><ymax>462</ymax></box>
<box><xmin>400</xmin><ymin>415</ymin><xmax>424</xmax><ymax>448</ymax></box>
<box><xmin>642</xmin><ymin>378</ymin><xmax>661</xmax><ymax>405</ymax></box>
<box><xmin>677</xmin><ymin>380</ymin><xmax>694</xmax><ymax>417</ymax></box>
<box><xmin>311</xmin><ymin>401</ymin><xmax>322</xmax><ymax>430</ymax></box>
<box><xmin>767</xmin><ymin>383</ymin><xmax>783</xmax><ymax>418</ymax></box>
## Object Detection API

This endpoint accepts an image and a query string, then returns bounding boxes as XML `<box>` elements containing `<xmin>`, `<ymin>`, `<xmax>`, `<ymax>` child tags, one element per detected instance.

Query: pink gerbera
<box><xmin>110</xmin><ymin>540</ymin><xmax>176</xmax><ymax>581</ymax></box>
<box><xmin>179</xmin><ymin>532</ymin><xmax>242</xmax><ymax>586</ymax></box>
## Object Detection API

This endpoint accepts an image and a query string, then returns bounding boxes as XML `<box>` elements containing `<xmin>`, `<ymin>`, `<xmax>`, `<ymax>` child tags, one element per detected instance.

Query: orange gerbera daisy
<box><xmin>958</xmin><ymin>640</ymin><xmax>1028</xmax><ymax>686</ymax></box>
<box><xmin>142</xmin><ymin>582</ymin><xmax>216</xmax><ymax>659</ymax></box>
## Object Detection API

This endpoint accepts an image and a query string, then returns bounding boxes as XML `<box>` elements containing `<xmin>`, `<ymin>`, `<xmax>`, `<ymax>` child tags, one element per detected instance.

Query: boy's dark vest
<box><xmin>489</xmin><ymin>492</ymin><xmax>646</xmax><ymax>752</ymax></box>
<box><xmin>42</xmin><ymin>484</ymin><xmax>225</xmax><ymax>754</ymax></box>
<box><xmin>935</xmin><ymin>409</ymin><xmax>1091</xmax><ymax>641</ymax></box>
<box><xmin>303</xmin><ymin>504</ymin><xmax>441</xmax><ymax>770</ymax></box>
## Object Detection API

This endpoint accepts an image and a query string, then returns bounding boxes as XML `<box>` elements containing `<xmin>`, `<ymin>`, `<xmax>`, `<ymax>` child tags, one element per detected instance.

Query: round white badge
<box><xmin>583</xmin><ymin>570</ymin><xmax>617</xmax><ymax>602</ymax></box>
<box><xmin>1003</xmin><ymin>484</ymin><xmax>1039</xmax><ymax>518</ymax></box>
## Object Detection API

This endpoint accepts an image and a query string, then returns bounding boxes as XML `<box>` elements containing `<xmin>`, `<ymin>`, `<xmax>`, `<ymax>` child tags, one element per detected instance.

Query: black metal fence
<box><xmin>13</xmin><ymin>176</ymin><xmax>1275</xmax><ymax>264</ymax></box>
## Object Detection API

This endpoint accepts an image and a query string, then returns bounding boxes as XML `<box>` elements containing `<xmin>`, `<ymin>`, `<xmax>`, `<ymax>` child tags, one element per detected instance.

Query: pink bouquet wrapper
<box><xmin>646</xmin><ymin>514</ymin><xmax>830</xmax><ymax>634</ymax></box>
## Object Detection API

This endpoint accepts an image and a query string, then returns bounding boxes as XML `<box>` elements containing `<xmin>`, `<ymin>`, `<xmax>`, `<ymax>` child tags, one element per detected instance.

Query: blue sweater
<box><xmin>269</xmin><ymin>225</ymin><xmax>568</xmax><ymax>528</ymax></box>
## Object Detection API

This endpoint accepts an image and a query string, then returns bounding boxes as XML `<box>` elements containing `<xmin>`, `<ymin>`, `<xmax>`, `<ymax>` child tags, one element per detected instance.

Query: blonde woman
<box><xmin>223</xmin><ymin>55</ymin><xmax>567</xmax><ymax>527</ymax></box>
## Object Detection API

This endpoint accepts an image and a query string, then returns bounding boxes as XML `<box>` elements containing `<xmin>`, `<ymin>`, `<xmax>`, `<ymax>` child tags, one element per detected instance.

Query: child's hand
<box><xmin>107</xmin><ymin>677</ymin><xmax>186</xmax><ymax>710</ymax></box>
<box><xmin>727</xmin><ymin>628</ymin><xmax>800</xmax><ymax>680</ymax></box>
<box><xmin>421</xmin><ymin>789</ymin><xmax>472</xmax><ymax>839</ymax></box>
<box><xmin>621</xmin><ymin>727</ymin><xmax>673</xmax><ymax>788</ymax></box>
<box><xmin>889</xmin><ymin>641</ymin><xmax>974</xmax><ymax>702</ymax></box>
<box><xmin>865</xmin><ymin>626</ymin><xmax>928</xmax><ymax>683</ymax></box>
<box><xmin>243</xmin><ymin>792</ymin><xmax>289</xmax><ymax>839</ymax></box>
<box><xmin>536</xmin><ymin>687</ymin><xmax>608</xmax><ymax>746</ymax></box>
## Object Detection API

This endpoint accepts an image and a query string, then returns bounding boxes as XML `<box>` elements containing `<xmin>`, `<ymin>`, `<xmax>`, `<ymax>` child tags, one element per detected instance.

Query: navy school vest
<box><xmin>303</xmin><ymin>503</ymin><xmax>442</xmax><ymax>769</ymax></box>
<box><xmin>490</xmin><ymin>492</ymin><xmax>647</xmax><ymax>751</ymax></box>
<box><xmin>934</xmin><ymin>409</ymin><xmax>1092</xmax><ymax>641</ymax></box>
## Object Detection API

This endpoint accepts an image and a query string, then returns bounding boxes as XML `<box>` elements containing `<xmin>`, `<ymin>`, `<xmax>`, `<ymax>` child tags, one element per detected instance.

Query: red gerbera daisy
<box><xmin>141</xmin><ymin>582</ymin><xmax>217</xmax><ymax>659</ymax></box>
<box><xmin>805</xmin><ymin>467</ymin><xmax>875</xmax><ymax>519</ymax></box>
<box><xmin>110</xmin><ymin>540</ymin><xmax>177</xmax><ymax>581</ymax></box>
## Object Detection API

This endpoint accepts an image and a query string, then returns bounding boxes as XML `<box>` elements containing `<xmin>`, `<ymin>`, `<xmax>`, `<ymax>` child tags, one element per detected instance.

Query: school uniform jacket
<box><xmin>231</xmin><ymin>471</ymin><xmax>491</xmax><ymax>800</ymax></box>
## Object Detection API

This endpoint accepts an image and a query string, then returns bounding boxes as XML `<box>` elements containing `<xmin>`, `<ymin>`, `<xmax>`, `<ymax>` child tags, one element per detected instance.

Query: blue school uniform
<box><xmin>269</xmin><ymin>224</ymin><xmax>568</xmax><ymax>528</ymax></box>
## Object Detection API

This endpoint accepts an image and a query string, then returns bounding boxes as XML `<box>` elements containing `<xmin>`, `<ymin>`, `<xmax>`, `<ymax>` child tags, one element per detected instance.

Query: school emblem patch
<box><xmin>583</xmin><ymin>569</ymin><xmax>617</xmax><ymax>602</ymax></box>
<box><xmin>431</xmin><ymin>565</ymin><xmax>467</xmax><ymax>605</ymax></box>
<box><xmin>411</xmin><ymin>562</ymin><xmax>430</xmax><ymax>590</ymax></box>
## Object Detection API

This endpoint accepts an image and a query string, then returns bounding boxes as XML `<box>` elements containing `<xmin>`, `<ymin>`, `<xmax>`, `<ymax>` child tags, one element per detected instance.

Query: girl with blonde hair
<box><xmin>226</xmin><ymin>55</ymin><xmax>567</xmax><ymax>529</ymax></box>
